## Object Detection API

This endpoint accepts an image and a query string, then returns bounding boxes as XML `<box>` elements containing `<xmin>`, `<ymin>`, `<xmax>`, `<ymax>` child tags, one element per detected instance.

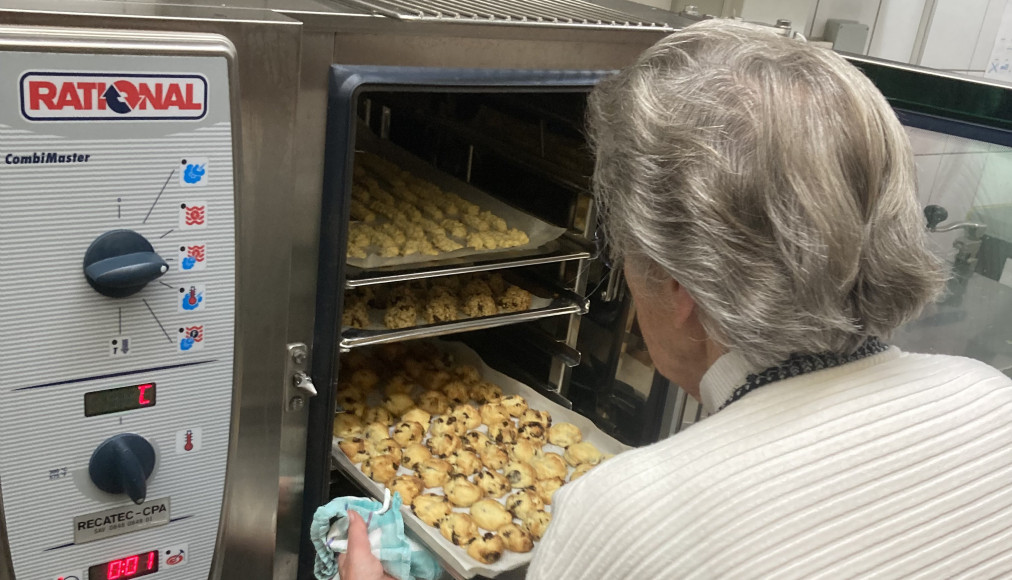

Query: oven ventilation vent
<box><xmin>332</xmin><ymin>0</ymin><xmax>672</xmax><ymax>29</ymax></box>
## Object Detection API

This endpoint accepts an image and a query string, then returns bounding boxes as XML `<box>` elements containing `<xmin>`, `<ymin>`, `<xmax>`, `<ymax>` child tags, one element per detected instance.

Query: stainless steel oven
<box><xmin>2</xmin><ymin>2</ymin><xmax>1011</xmax><ymax>579</ymax></box>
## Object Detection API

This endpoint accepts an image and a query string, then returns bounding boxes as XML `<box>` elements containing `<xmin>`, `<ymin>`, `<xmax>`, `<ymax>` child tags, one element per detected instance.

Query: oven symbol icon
<box><xmin>178</xmin><ymin>325</ymin><xmax>204</xmax><ymax>351</ymax></box>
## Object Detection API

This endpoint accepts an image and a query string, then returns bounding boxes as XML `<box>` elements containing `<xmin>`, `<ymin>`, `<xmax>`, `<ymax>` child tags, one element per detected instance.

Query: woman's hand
<box><xmin>338</xmin><ymin>510</ymin><xmax>397</xmax><ymax>580</ymax></box>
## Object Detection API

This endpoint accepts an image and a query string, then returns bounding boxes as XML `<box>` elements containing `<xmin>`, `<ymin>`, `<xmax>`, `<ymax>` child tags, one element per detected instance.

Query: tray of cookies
<box><xmin>330</xmin><ymin>340</ymin><xmax>629</xmax><ymax>578</ymax></box>
<box><xmin>339</xmin><ymin>271</ymin><xmax>588</xmax><ymax>350</ymax></box>
<box><xmin>345</xmin><ymin>129</ymin><xmax>568</xmax><ymax>270</ymax></box>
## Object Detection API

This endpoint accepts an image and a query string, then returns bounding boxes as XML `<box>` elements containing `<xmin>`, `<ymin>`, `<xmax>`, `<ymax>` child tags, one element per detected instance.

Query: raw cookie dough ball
<box><xmin>504</xmin><ymin>461</ymin><xmax>537</xmax><ymax>489</ymax></box>
<box><xmin>401</xmin><ymin>443</ymin><xmax>431</xmax><ymax>470</ymax></box>
<box><xmin>400</xmin><ymin>407</ymin><xmax>431</xmax><ymax>427</ymax></box>
<box><xmin>439</xmin><ymin>512</ymin><xmax>479</xmax><ymax>546</ymax></box>
<box><xmin>510</xmin><ymin>439</ymin><xmax>543</xmax><ymax>463</ymax></box>
<box><xmin>369</xmin><ymin>438</ymin><xmax>403</xmax><ymax>465</ymax></box>
<box><xmin>412</xmin><ymin>494</ymin><xmax>452</xmax><ymax>527</ymax></box>
<box><xmin>391</xmin><ymin>420</ymin><xmax>425</xmax><ymax>447</ymax></box>
<box><xmin>417</xmin><ymin>390</ymin><xmax>451</xmax><ymax>415</ymax></box>
<box><xmin>500</xmin><ymin>394</ymin><xmax>529</xmax><ymax>418</ymax></box>
<box><xmin>531</xmin><ymin>452</ymin><xmax>568</xmax><ymax>481</ymax></box>
<box><xmin>480</xmin><ymin>403</ymin><xmax>510</xmax><ymax>426</ymax></box>
<box><xmin>463</xmin><ymin>431</ymin><xmax>493</xmax><ymax>453</ymax></box>
<box><xmin>361</xmin><ymin>454</ymin><xmax>398</xmax><ymax>484</ymax></box>
<box><xmin>423</xmin><ymin>291</ymin><xmax>459</xmax><ymax>324</ymax></box>
<box><xmin>333</xmin><ymin>413</ymin><xmax>364</xmax><ymax>438</ymax></box>
<box><xmin>569</xmin><ymin>463</ymin><xmax>595</xmax><ymax>482</ymax></box>
<box><xmin>383</xmin><ymin>393</ymin><xmax>415</xmax><ymax>417</ymax></box>
<box><xmin>517</xmin><ymin>422</ymin><xmax>547</xmax><ymax>445</ymax></box>
<box><xmin>427</xmin><ymin>433</ymin><xmax>463</xmax><ymax>457</ymax></box>
<box><xmin>363</xmin><ymin>407</ymin><xmax>396</xmax><ymax>427</ymax></box>
<box><xmin>497</xmin><ymin>286</ymin><xmax>533</xmax><ymax>313</ymax></box>
<box><xmin>363</xmin><ymin>422</ymin><xmax>392</xmax><ymax>445</ymax></box>
<box><xmin>447</xmin><ymin>449</ymin><xmax>482</xmax><ymax>477</ymax></box>
<box><xmin>461</xmin><ymin>293</ymin><xmax>497</xmax><ymax>318</ymax></box>
<box><xmin>342</xmin><ymin>299</ymin><xmax>370</xmax><ymax>328</ymax></box>
<box><xmin>443</xmin><ymin>474</ymin><xmax>485</xmax><ymax>508</ymax></box>
<box><xmin>488</xmin><ymin>419</ymin><xmax>518</xmax><ymax>445</ymax></box>
<box><xmin>469</xmin><ymin>499</ymin><xmax>512</xmax><ymax>531</ymax></box>
<box><xmin>548</xmin><ymin>422</ymin><xmax>583</xmax><ymax>448</ymax></box>
<box><xmin>467</xmin><ymin>533</ymin><xmax>505</xmax><ymax>565</ymax></box>
<box><xmin>416</xmin><ymin>458</ymin><xmax>452</xmax><ymax>489</ymax></box>
<box><xmin>338</xmin><ymin>438</ymin><xmax>370</xmax><ymax>464</ymax></box>
<box><xmin>479</xmin><ymin>443</ymin><xmax>510</xmax><ymax>471</ymax></box>
<box><xmin>383</xmin><ymin>301</ymin><xmax>417</xmax><ymax>329</ymax></box>
<box><xmin>534</xmin><ymin>477</ymin><xmax>564</xmax><ymax>505</ymax></box>
<box><xmin>387</xmin><ymin>475</ymin><xmax>425</xmax><ymax>506</ymax></box>
<box><xmin>429</xmin><ymin>415</ymin><xmax>465</xmax><ymax>438</ymax></box>
<box><xmin>470</xmin><ymin>381</ymin><xmax>503</xmax><ymax>404</ymax></box>
<box><xmin>564</xmin><ymin>441</ymin><xmax>604</xmax><ymax>467</ymax></box>
<box><xmin>451</xmin><ymin>404</ymin><xmax>481</xmax><ymax>430</ymax></box>
<box><xmin>498</xmin><ymin>523</ymin><xmax>534</xmax><ymax>553</ymax></box>
<box><xmin>475</xmin><ymin>469</ymin><xmax>511</xmax><ymax>499</ymax></box>
<box><xmin>442</xmin><ymin>381</ymin><xmax>471</xmax><ymax>406</ymax></box>
<box><xmin>505</xmin><ymin>489</ymin><xmax>544</xmax><ymax>520</ymax></box>
<box><xmin>523</xmin><ymin>510</ymin><xmax>552</xmax><ymax>541</ymax></box>
<box><xmin>519</xmin><ymin>409</ymin><xmax>552</xmax><ymax>429</ymax></box>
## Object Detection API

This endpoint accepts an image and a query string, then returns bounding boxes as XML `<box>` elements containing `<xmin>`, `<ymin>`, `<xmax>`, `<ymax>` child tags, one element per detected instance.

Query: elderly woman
<box><xmin>340</xmin><ymin>19</ymin><xmax>1012</xmax><ymax>580</ymax></box>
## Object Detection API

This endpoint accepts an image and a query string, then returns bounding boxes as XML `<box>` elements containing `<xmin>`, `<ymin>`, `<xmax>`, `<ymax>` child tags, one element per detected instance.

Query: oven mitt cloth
<box><xmin>311</xmin><ymin>493</ymin><xmax>442</xmax><ymax>580</ymax></box>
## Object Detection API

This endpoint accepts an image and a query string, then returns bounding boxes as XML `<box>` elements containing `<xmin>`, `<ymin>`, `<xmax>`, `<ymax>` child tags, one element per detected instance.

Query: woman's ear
<box><xmin>666</xmin><ymin>278</ymin><xmax>697</xmax><ymax>330</ymax></box>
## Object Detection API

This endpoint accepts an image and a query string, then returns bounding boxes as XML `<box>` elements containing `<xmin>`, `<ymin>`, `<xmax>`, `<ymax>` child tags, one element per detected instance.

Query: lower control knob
<box><xmin>89</xmin><ymin>433</ymin><xmax>156</xmax><ymax>505</ymax></box>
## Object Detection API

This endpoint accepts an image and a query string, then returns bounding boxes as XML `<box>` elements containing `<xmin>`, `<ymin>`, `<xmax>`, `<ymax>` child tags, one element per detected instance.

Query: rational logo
<box><xmin>19</xmin><ymin>72</ymin><xmax>208</xmax><ymax>121</ymax></box>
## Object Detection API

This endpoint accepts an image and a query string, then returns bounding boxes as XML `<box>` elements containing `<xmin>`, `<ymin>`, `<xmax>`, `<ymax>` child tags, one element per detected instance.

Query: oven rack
<box><xmin>345</xmin><ymin>233</ymin><xmax>592</xmax><ymax>287</ymax></box>
<box><xmin>339</xmin><ymin>285</ymin><xmax>589</xmax><ymax>350</ymax></box>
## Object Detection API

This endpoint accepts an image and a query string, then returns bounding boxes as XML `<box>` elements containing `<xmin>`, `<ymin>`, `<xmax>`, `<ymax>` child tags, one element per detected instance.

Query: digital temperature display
<box><xmin>84</xmin><ymin>383</ymin><xmax>156</xmax><ymax>417</ymax></box>
<box><xmin>88</xmin><ymin>550</ymin><xmax>159</xmax><ymax>579</ymax></box>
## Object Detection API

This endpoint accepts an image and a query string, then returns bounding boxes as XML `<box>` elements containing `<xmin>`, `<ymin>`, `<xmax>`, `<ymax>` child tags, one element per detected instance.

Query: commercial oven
<box><xmin>1</xmin><ymin>1</ymin><xmax>1011</xmax><ymax>579</ymax></box>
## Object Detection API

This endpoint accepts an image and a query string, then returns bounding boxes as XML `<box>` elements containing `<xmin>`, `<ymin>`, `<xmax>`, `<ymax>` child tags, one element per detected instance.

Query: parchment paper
<box><xmin>330</xmin><ymin>339</ymin><xmax>630</xmax><ymax>578</ymax></box>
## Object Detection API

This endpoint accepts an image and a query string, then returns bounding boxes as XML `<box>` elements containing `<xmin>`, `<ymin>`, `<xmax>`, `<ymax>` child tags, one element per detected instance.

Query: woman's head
<box><xmin>589</xmin><ymin>19</ymin><xmax>945</xmax><ymax>371</ymax></box>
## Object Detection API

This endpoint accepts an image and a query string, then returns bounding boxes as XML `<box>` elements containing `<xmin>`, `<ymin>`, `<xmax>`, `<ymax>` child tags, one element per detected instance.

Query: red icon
<box><xmin>186</xmin><ymin>245</ymin><xmax>205</xmax><ymax>262</ymax></box>
<box><xmin>184</xmin><ymin>205</ymin><xmax>205</xmax><ymax>226</ymax></box>
<box><xmin>183</xmin><ymin>430</ymin><xmax>194</xmax><ymax>452</ymax></box>
<box><xmin>166</xmin><ymin>552</ymin><xmax>184</xmax><ymax>566</ymax></box>
<box><xmin>187</xmin><ymin>286</ymin><xmax>198</xmax><ymax>306</ymax></box>
<box><xmin>185</xmin><ymin>325</ymin><xmax>203</xmax><ymax>342</ymax></box>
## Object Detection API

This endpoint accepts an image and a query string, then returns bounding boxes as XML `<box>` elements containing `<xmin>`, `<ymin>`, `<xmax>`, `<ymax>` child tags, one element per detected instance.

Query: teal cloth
<box><xmin>311</xmin><ymin>493</ymin><xmax>442</xmax><ymax>580</ymax></box>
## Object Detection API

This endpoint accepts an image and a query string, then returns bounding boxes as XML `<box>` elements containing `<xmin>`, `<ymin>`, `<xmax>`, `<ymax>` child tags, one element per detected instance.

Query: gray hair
<box><xmin>588</xmin><ymin>19</ymin><xmax>946</xmax><ymax>368</ymax></box>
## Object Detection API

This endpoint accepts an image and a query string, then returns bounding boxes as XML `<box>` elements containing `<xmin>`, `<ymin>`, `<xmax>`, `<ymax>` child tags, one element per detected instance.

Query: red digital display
<box><xmin>87</xmin><ymin>550</ymin><xmax>158</xmax><ymax>580</ymax></box>
<box><xmin>83</xmin><ymin>383</ymin><xmax>156</xmax><ymax>417</ymax></box>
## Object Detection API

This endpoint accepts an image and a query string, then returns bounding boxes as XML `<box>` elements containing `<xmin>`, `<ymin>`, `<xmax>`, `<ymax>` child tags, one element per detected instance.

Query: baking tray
<box><xmin>347</xmin><ymin>129</ymin><xmax>567</xmax><ymax>270</ymax></box>
<box><xmin>330</xmin><ymin>340</ymin><xmax>630</xmax><ymax>578</ymax></box>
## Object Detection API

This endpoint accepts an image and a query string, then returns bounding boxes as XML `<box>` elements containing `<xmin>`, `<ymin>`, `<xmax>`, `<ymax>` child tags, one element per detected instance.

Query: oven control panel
<box><xmin>0</xmin><ymin>38</ymin><xmax>237</xmax><ymax>580</ymax></box>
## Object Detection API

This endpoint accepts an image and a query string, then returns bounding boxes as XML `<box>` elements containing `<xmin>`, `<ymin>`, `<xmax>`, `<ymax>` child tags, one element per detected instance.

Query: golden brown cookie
<box><xmin>497</xmin><ymin>286</ymin><xmax>532</xmax><ymax>313</ymax></box>
<box><xmin>498</xmin><ymin>523</ymin><xmax>534</xmax><ymax>553</ymax></box>
<box><xmin>338</xmin><ymin>437</ymin><xmax>370</xmax><ymax>464</ymax></box>
<box><xmin>417</xmin><ymin>390</ymin><xmax>451</xmax><ymax>415</ymax></box>
<box><xmin>446</xmin><ymin>449</ymin><xmax>482</xmax><ymax>477</ymax></box>
<box><xmin>517</xmin><ymin>422</ymin><xmax>547</xmax><ymax>445</ymax></box>
<box><xmin>569</xmin><ymin>463</ymin><xmax>594</xmax><ymax>482</ymax></box>
<box><xmin>391</xmin><ymin>420</ymin><xmax>425</xmax><ymax>447</ymax></box>
<box><xmin>488</xmin><ymin>419</ymin><xmax>518</xmax><ymax>445</ymax></box>
<box><xmin>400</xmin><ymin>407</ymin><xmax>431</xmax><ymax>427</ymax></box>
<box><xmin>523</xmin><ymin>510</ymin><xmax>552</xmax><ymax>541</ymax></box>
<box><xmin>452</xmin><ymin>364</ymin><xmax>482</xmax><ymax>385</ymax></box>
<box><xmin>387</xmin><ymin>475</ymin><xmax>424</xmax><ymax>505</ymax></box>
<box><xmin>531</xmin><ymin>452</ymin><xmax>567</xmax><ymax>480</ymax></box>
<box><xmin>416</xmin><ymin>458</ymin><xmax>452</xmax><ymax>489</ymax></box>
<box><xmin>349</xmin><ymin>368</ymin><xmax>380</xmax><ymax>391</ymax></box>
<box><xmin>439</xmin><ymin>512</ymin><xmax>479</xmax><ymax>547</ymax></box>
<box><xmin>451</xmin><ymin>404</ymin><xmax>481</xmax><ymax>430</ymax></box>
<box><xmin>362</xmin><ymin>406</ymin><xmax>396</xmax><ymax>427</ymax></box>
<box><xmin>504</xmin><ymin>461</ymin><xmax>537</xmax><ymax>489</ymax></box>
<box><xmin>333</xmin><ymin>413</ymin><xmax>364</xmax><ymax>438</ymax></box>
<box><xmin>534</xmin><ymin>477</ymin><xmax>564</xmax><ymax>505</ymax></box>
<box><xmin>443</xmin><ymin>381</ymin><xmax>471</xmax><ymax>406</ymax></box>
<box><xmin>463</xmin><ymin>431</ymin><xmax>493</xmax><ymax>453</ymax></box>
<box><xmin>383</xmin><ymin>393</ymin><xmax>415</xmax><ymax>417</ymax></box>
<box><xmin>500</xmin><ymin>394</ymin><xmax>529</xmax><ymax>418</ymax></box>
<box><xmin>411</xmin><ymin>494</ymin><xmax>452</xmax><ymax>527</ymax></box>
<box><xmin>479</xmin><ymin>443</ymin><xmax>510</xmax><ymax>471</ymax></box>
<box><xmin>475</xmin><ymin>469</ymin><xmax>511</xmax><ymax>499</ymax></box>
<box><xmin>426</xmin><ymin>433</ymin><xmax>462</xmax><ymax>457</ymax></box>
<box><xmin>428</xmin><ymin>415</ymin><xmax>465</xmax><ymax>437</ymax></box>
<box><xmin>369</xmin><ymin>438</ymin><xmax>403</xmax><ymax>465</ymax></box>
<box><xmin>470</xmin><ymin>381</ymin><xmax>503</xmax><ymax>404</ymax></box>
<box><xmin>467</xmin><ymin>532</ymin><xmax>505</xmax><ymax>565</ymax></box>
<box><xmin>469</xmin><ymin>499</ymin><xmax>512</xmax><ymax>531</ymax></box>
<box><xmin>479</xmin><ymin>403</ymin><xmax>510</xmax><ymax>426</ymax></box>
<box><xmin>548</xmin><ymin>422</ymin><xmax>582</xmax><ymax>448</ymax></box>
<box><xmin>420</xmin><ymin>369</ymin><xmax>453</xmax><ymax>391</ymax></box>
<box><xmin>505</xmin><ymin>489</ymin><xmax>544</xmax><ymax>519</ymax></box>
<box><xmin>510</xmin><ymin>439</ymin><xmax>543</xmax><ymax>464</ymax></box>
<box><xmin>519</xmin><ymin>409</ymin><xmax>552</xmax><ymax>428</ymax></box>
<box><xmin>384</xmin><ymin>373</ymin><xmax>417</xmax><ymax>397</ymax></box>
<box><xmin>443</xmin><ymin>474</ymin><xmax>485</xmax><ymax>508</ymax></box>
<box><xmin>401</xmin><ymin>443</ymin><xmax>431</xmax><ymax>470</ymax></box>
<box><xmin>363</xmin><ymin>422</ymin><xmax>392</xmax><ymax>445</ymax></box>
<box><xmin>361</xmin><ymin>454</ymin><xmax>398</xmax><ymax>484</ymax></box>
<box><xmin>564</xmin><ymin>441</ymin><xmax>604</xmax><ymax>467</ymax></box>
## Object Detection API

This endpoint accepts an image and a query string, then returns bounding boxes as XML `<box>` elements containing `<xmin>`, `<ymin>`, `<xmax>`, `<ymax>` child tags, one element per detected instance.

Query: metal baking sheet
<box><xmin>347</xmin><ymin>130</ymin><xmax>567</xmax><ymax>269</ymax></box>
<box><xmin>330</xmin><ymin>340</ymin><xmax>630</xmax><ymax>578</ymax></box>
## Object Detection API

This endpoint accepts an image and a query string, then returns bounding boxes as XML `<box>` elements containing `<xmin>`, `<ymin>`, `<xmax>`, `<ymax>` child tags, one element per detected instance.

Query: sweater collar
<box><xmin>699</xmin><ymin>350</ymin><xmax>758</xmax><ymax>415</ymax></box>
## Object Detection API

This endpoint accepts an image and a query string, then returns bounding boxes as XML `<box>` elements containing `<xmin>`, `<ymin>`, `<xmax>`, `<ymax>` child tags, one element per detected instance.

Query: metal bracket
<box><xmin>285</xmin><ymin>343</ymin><xmax>316</xmax><ymax>412</ymax></box>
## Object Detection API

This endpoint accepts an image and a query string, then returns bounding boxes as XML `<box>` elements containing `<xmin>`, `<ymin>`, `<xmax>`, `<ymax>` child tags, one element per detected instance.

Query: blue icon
<box><xmin>181</xmin><ymin>286</ymin><xmax>203</xmax><ymax>311</ymax></box>
<box><xmin>182</xmin><ymin>256</ymin><xmax>197</xmax><ymax>270</ymax></box>
<box><xmin>180</xmin><ymin>337</ymin><xmax>194</xmax><ymax>351</ymax></box>
<box><xmin>183</xmin><ymin>163</ymin><xmax>206</xmax><ymax>184</ymax></box>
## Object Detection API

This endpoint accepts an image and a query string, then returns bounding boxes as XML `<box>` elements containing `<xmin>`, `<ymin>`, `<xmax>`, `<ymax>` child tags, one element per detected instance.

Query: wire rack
<box><xmin>332</xmin><ymin>0</ymin><xmax>673</xmax><ymax>29</ymax></box>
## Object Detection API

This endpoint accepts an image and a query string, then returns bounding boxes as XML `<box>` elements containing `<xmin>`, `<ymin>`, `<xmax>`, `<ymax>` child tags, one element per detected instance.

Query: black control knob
<box><xmin>925</xmin><ymin>205</ymin><xmax>949</xmax><ymax>230</ymax></box>
<box><xmin>89</xmin><ymin>433</ymin><xmax>156</xmax><ymax>505</ymax></box>
<box><xmin>83</xmin><ymin>230</ymin><xmax>168</xmax><ymax>298</ymax></box>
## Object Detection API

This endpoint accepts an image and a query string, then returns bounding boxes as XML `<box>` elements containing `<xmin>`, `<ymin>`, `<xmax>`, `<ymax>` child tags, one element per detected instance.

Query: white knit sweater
<box><xmin>528</xmin><ymin>348</ymin><xmax>1012</xmax><ymax>579</ymax></box>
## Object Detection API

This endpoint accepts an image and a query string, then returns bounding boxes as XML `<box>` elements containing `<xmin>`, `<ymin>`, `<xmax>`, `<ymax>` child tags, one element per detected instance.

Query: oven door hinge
<box><xmin>285</xmin><ymin>342</ymin><xmax>316</xmax><ymax>412</ymax></box>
